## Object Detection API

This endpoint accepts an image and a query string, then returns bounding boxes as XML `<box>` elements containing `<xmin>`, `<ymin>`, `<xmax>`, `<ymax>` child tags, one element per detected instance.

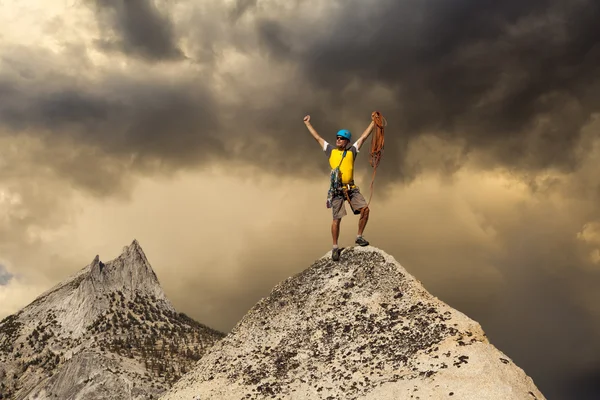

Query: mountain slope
<box><xmin>161</xmin><ymin>246</ymin><xmax>545</xmax><ymax>400</ymax></box>
<box><xmin>0</xmin><ymin>240</ymin><xmax>224</xmax><ymax>400</ymax></box>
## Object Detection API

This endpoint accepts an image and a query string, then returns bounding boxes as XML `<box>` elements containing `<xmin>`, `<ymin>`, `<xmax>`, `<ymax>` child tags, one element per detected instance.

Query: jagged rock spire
<box><xmin>88</xmin><ymin>239</ymin><xmax>163</xmax><ymax>299</ymax></box>
<box><xmin>0</xmin><ymin>240</ymin><xmax>224</xmax><ymax>400</ymax></box>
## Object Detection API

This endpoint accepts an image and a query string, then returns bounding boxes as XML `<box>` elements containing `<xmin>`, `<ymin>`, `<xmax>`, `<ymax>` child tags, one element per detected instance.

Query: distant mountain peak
<box><xmin>122</xmin><ymin>238</ymin><xmax>149</xmax><ymax>264</ymax></box>
<box><xmin>87</xmin><ymin>239</ymin><xmax>162</xmax><ymax>298</ymax></box>
<box><xmin>0</xmin><ymin>240</ymin><xmax>224</xmax><ymax>400</ymax></box>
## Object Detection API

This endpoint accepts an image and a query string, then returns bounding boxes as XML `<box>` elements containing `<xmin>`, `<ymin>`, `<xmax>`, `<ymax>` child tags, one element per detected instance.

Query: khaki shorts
<box><xmin>331</xmin><ymin>188</ymin><xmax>368</xmax><ymax>220</ymax></box>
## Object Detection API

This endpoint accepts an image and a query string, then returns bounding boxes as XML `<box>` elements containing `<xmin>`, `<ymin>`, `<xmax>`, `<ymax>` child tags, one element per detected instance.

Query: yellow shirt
<box><xmin>324</xmin><ymin>141</ymin><xmax>359</xmax><ymax>184</ymax></box>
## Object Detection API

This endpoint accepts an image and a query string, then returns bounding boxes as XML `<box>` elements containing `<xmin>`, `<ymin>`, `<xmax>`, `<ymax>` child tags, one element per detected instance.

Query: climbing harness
<box><xmin>367</xmin><ymin>111</ymin><xmax>387</xmax><ymax>206</ymax></box>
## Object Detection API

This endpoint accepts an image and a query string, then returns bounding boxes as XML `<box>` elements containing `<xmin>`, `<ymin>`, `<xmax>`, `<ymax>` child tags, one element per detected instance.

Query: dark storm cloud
<box><xmin>2</xmin><ymin>0</ymin><xmax>599</xmax><ymax>190</ymax></box>
<box><xmin>229</xmin><ymin>0</ymin><xmax>258</xmax><ymax>22</ymax></box>
<box><xmin>88</xmin><ymin>0</ymin><xmax>183</xmax><ymax>61</ymax></box>
<box><xmin>255</xmin><ymin>0</ymin><xmax>600</xmax><ymax>175</ymax></box>
<box><xmin>38</xmin><ymin>80</ymin><xmax>222</xmax><ymax>162</ymax></box>
<box><xmin>0</xmin><ymin>44</ymin><xmax>222</xmax><ymax>195</ymax></box>
<box><xmin>0</xmin><ymin>49</ymin><xmax>217</xmax><ymax>152</ymax></box>
<box><xmin>563</xmin><ymin>367</ymin><xmax>600</xmax><ymax>400</ymax></box>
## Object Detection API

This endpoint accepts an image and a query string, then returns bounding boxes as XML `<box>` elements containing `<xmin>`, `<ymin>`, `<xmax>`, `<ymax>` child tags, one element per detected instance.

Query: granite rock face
<box><xmin>161</xmin><ymin>246</ymin><xmax>546</xmax><ymax>400</ymax></box>
<box><xmin>0</xmin><ymin>240</ymin><xmax>224</xmax><ymax>400</ymax></box>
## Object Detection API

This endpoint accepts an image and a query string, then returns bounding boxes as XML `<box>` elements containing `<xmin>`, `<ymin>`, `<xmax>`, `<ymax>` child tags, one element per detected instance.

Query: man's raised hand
<box><xmin>303</xmin><ymin>115</ymin><xmax>324</xmax><ymax>147</ymax></box>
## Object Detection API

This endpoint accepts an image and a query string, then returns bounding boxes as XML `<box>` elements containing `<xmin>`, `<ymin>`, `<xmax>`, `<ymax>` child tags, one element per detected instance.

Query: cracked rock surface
<box><xmin>162</xmin><ymin>246</ymin><xmax>546</xmax><ymax>400</ymax></box>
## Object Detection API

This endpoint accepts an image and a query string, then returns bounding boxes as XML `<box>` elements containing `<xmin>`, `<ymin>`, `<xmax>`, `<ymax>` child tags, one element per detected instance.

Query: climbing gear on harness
<box><xmin>334</xmin><ymin>181</ymin><xmax>357</xmax><ymax>191</ymax></box>
<box><xmin>326</xmin><ymin>148</ymin><xmax>348</xmax><ymax>209</ymax></box>
<box><xmin>336</xmin><ymin>129</ymin><xmax>352</xmax><ymax>141</ymax></box>
<box><xmin>367</xmin><ymin>111</ymin><xmax>387</xmax><ymax>206</ymax></box>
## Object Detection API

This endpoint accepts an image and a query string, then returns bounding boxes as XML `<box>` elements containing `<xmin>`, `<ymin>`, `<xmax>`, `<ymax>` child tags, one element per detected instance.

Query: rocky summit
<box><xmin>161</xmin><ymin>246</ymin><xmax>546</xmax><ymax>400</ymax></box>
<box><xmin>0</xmin><ymin>240</ymin><xmax>224</xmax><ymax>400</ymax></box>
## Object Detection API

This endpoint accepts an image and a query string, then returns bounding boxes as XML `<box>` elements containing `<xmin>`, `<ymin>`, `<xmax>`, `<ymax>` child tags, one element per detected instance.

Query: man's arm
<box><xmin>354</xmin><ymin>120</ymin><xmax>375</xmax><ymax>151</ymax></box>
<box><xmin>303</xmin><ymin>115</ymin><xmax>325</xmax><ymax>149</ymax></box>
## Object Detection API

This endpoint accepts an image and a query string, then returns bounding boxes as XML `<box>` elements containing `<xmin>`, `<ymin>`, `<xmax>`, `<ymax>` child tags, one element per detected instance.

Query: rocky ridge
<box><xmin>161</xmin><ymin>246</ymin><xmax>546</xmax><ymax>400</ymax></box>
<box><xmin>0</xmin><ymin>240</ymin><xmax>224</xmax><ymax>400</ymax></box>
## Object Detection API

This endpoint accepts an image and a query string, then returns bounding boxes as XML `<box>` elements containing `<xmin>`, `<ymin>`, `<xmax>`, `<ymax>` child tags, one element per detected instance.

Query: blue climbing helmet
<box><xmin>336</xmin><ymin>129</ymin><xmax>352</xmax><ymax>141</ymax></box>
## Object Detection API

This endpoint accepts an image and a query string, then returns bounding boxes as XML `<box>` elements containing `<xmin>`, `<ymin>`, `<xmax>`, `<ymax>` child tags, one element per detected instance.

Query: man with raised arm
<box><xmin>303</xmin><ymin>114</ymin><xmax>375</xmax><ymax>261</ymax></box>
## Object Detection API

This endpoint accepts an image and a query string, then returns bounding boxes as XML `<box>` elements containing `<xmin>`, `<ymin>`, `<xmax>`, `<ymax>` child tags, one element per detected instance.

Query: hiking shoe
<box><xmin>332</xmin><ymin>248</ymin><xmax>341</xmax><ymax>261</ymax></box>
<box><xmin>355</xmin><ymin>236</ymin><xmax>369</xmax><ymax>246</ymax></box>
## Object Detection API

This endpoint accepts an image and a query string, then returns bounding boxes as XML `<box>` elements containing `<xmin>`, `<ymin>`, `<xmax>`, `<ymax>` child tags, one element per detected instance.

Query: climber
<box><xmin>303</xmin><ymin>114</ymin><xmax>375</xmax><ymax>261</ymax></box>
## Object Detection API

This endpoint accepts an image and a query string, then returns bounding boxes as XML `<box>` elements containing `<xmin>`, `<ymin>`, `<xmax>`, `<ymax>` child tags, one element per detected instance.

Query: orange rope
<box><xmin>367</xmin><ymin>111</ymin><xmax>386</xmax><ymax>207</ymax></box>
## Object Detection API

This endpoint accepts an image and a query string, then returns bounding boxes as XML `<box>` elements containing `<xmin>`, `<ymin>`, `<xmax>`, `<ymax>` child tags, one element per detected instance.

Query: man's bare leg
<box><xmin>357</xmin><ymin>206</ymin><xmax>370</xmax><ymax>236</ymax></box>
<box><xmin>332</xmin><ymin>218</ymin><xmax>341</xmax><ymax>246</ymax></box>
<box><xmin>355</xmin><ymin>207</ymin><xmax>370</xmax><ymax>246</ymax></box>
<box><xmin>331</xmin><ymin>218</ymin><xmax>342</xmax><ymax>261</ymax></box>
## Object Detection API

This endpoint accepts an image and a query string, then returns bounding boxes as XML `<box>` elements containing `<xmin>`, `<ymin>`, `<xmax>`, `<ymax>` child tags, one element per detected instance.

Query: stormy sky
<box><xmin>1</xmin><ymin>0</ymin><xmax>599</xmax><ymax>398</ymax></box>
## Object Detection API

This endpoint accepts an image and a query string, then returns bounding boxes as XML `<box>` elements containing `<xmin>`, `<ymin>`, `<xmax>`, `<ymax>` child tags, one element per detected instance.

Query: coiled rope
<box><xmin>367</xmin><ymin>111</ymin><xmax>387</xmax><ymax>206</ymax></box>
